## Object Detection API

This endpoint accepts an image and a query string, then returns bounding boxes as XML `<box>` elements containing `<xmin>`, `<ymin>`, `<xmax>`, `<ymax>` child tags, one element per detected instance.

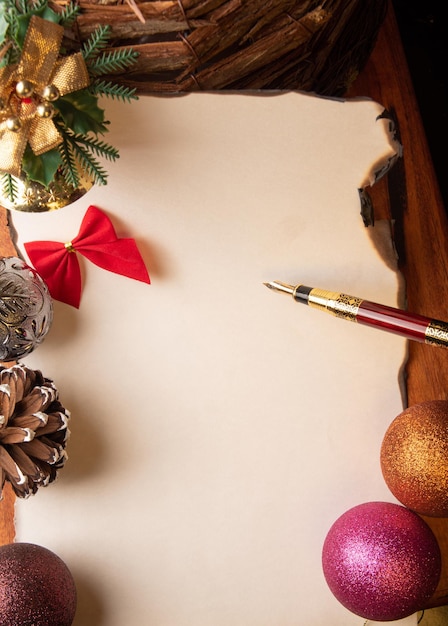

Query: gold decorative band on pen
<box><xmin>265</xmin><ymin>280</ymin><xmax>448</xmax><ymax>349</ymax></box>
<box><xmin>307</xmin><ymin>288</ymin><xmax>362</xmax><ymax>322</ymax></box>
<box><xmin>425</xmin><ymin>320</ymin><xmax>448</xmax><ymax>347</ymax></box>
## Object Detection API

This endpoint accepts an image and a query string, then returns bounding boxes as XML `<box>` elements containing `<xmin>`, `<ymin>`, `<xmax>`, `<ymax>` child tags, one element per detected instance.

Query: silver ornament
<box><xmin>0</xmin><ymin>257</ymin><xmax>53</xmax><ymax>360</ymax></box>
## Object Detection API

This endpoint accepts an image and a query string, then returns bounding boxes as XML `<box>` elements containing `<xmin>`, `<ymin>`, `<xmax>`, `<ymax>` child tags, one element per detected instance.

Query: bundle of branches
<box><xmin>53</xmin><ymin>0</ymin><xmax>388</xmax><ymax>94</ymax></box>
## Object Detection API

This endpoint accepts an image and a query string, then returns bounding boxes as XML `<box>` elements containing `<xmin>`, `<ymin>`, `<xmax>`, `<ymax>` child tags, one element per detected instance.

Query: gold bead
<box><xmin>36</xmin><ymin>102</ymin><xmax>55</xmax><ymax>119</ymax></box>
<box><xmin>5</xmin><ymin>116</ymin><xmax>21</xmax><ymax>132</ymax></box>
<box><xmin>15</xmin><ymin>79</ymin><xmax>35</xmax><ymax>98</ymax></box>
<box><xmin>42</xmin><ymin>84</ymin><xmax>60</xmax><ymax>102</ymax></box>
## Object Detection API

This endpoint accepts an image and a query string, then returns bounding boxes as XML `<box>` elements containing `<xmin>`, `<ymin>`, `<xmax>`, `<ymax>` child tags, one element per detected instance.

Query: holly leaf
<box><xmin>40</xmin><ymin>6</ymin><xmax>61</xmax><ymax>23</ymax></box>
<box><xmin>54</xmin><ymin>90</ymin><xmax>109</xmax><ymax>136</ymax></box>
<box><xmin>13</xmin><ymin>5</ymin><xmax>63</xmax><ymax>47</ymax></box>
<box><xmin>22</xmin><ymin>146</ymin><xmax>62</xmax><ymax>187</ymax></box>
<box><xmin>15</xmin><ymin>15</ymin><xmax>32</xmax><ymax>48</ymax></box>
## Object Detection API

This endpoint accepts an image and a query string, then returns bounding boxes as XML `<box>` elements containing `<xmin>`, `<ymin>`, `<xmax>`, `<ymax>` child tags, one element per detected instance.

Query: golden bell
<box><xmin>0</xmin><ymin>167</ymin><xmax>94</xmax><ymax>212</ymax></box>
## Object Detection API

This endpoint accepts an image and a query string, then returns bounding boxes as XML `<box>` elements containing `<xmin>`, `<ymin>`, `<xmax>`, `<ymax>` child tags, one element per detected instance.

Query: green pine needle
<box><xmin>82</xmin><ymin>24</ymin><xmax>111</xmax><ymax>61</ymax></box>
<box><xmin>70</xmin><ymin>134</ymin><xmax>120</xmax><ymax>162</ymax></box>
<box><xmin>58</xmin><ymin>1</ymin><xmax>80</xmax><ymax>28</ymax></box>
<box><xmin>30</xmin><ymin>0</ymin><xmax>48</xmax><ymax>12</ymax></box>
<box><xmin>73</xmin><ymin>144</ymin><xmax>109</xmax><ymax>186</ymax></box>
<box><xmin>89</xmin><ymin>79</ymin><xmax>138</xmax><ymax>103</ymax></box>
<box><xmin>88</xmin><ymin>47</ymin><xmax>139</xmax><ymax>76</ymax></box>
<box><xmin>1</xmin><ymin>172</ymin><xmax>18</xmax><ymax>203</ymax></box>
<box><xmin>58</xmin><ymin>135</ymin><xmax>80</xmax><ymax>189</ymax></box>
<box><xmin>57</xmin><ymin>124</ymin><xmax>120</xmax><ymax>162</ymax></box>
<box><xmin>12</xmin><ymin>0</ymin><xmax>47</xmax><ymax>16</ymax></box>
<box><xmin>16</xmin><ymin>0</ymin><xmax>28</xmax><ymax>15</ymax></box>
<box><xmin>57</xmin><ymin>128</ymin><xmax>111</xmax><ymax>186</ymax></box>
<box><xmin>1</xmin><ymin>3</ymin><xmax>18</xmax><ymax>61</ymax></box>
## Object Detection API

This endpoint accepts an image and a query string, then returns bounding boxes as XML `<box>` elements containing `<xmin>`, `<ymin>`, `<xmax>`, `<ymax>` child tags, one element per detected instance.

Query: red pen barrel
<box><xmin>357</xmin><ymin>300</ymin><xmax>432</xmax><ymax>342</ymax></box>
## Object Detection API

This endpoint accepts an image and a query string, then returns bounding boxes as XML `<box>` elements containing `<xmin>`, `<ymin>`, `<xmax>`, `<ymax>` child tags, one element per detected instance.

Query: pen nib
<box><xmin>263</xmin><ymin>281</ymin><xmax>295</xmax><ymax>295</ymax></box>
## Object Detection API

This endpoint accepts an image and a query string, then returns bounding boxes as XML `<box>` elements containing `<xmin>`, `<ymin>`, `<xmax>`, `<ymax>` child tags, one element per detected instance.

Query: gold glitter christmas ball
<box><xmin>380</xmin><ymin>400</ymin><xmax>448</xmax><ymax>517</ymax></box>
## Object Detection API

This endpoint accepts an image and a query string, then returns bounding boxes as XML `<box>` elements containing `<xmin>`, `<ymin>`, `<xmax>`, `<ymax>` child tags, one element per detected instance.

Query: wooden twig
<box><xmin>126</xmin><ymin>0</ymin><xmax>147</xmax><ymax>23</ymax></box>
<box><xmin>52</xmin><ymin>0</ymin><xmax>388</xmax><ymax>94</ymax></box>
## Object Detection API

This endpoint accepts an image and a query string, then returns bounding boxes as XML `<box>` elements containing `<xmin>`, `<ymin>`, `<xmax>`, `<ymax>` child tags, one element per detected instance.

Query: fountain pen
<box><xmin>264</xmin><ymin>281</ymin><xmax>448</xmax><ymax>348</ymax></box>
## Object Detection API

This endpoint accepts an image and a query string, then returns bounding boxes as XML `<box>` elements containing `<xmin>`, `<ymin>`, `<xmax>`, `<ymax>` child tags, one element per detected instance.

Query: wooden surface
<box><xmin>1</xmin><ymin>0</ymin><xmax>447</xmax><ymax>610</ymax></box>
<box><xmin>348</xmin><ymin>2</ymin><xmax>448</xmax><ymax>608</ymax></box>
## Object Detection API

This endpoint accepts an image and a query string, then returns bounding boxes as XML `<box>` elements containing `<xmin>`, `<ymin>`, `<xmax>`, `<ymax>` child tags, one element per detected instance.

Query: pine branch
<box><xmin>58</xmin><ymin>134</ymin><xmax>80</xmax><ymax>189</ymax></box>
<box><xmin>2</xmin><ymin>6</ymin><xmax>18</xmax><ymax>59</ymax></box>
<box><xmin>88</xmin><ymin>48</ymin><xmax>139</xmax><ymax>76</ymax></box>
<box><xmin>58</xmin><ymin>1</ymin><xmax>80</xmax><ymax>28</ymax></box>
<box><xmin>0</xmin><ymin>0</ymin><xmax>14</xmax><ymax>19</ymax></box>
<box><xmin>82</xmin><ymin>24</ymin><xmax>111</xmax><ymax>62</ymax></box>
<box><xmin>57</xmin><ymin>128</ymin><xmax>110</xmax><ymax>186</ymax></box>
<box><xmin>69</xmin><ymin>133</ymin><xmax>120</xmax><ymax>162</ymax></box>
<box><xmin>2</xmin><ymin>2</ymin><xmax>15</xmax><ymax>27</ymax></box>
<box><xmin>13</xmin><ymin>0</ymin><xmax>47</xmax><ymax>16</ymax></box>
<box><xmin>55</xmin><ymin>120</ymin><xmax>120</xmax><ymax>161</ymax></box>
<box><xmin>16</xmin><ymin>0</ymin><xmax>28</xmax><ymax>15</ymax></box>
<box><xmin>1</xmin><ymin>173</ymin><xmax>18</xmax><ymax>203</ymax></box>
<box><xmin>89</xmin><ymin>79</ymin><xmax>138</xmax><ymax>103</ymax></box>
<box><xmin>30</xmin><ymin>0</ymin><xmax>48</xmax><ymax>13</ymax></box>
<box><xmin>0</xmin><ymin>0</ymin><xmax>13</xmax><ymax>11</ymax></box>
<box><xmin>73</xmin><ymin>143</ymin><xmax>109</xmax><ymax>185</ymax></box>
<box><xmin>54</xmin><ymin>106</ymin><xmax>121</xmax><ymax>187</ymax></box>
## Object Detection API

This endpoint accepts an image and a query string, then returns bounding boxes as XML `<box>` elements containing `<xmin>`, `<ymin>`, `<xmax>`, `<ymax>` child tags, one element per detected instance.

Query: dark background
<box><xmin>392</xmin><ymin>0</ymin><xmax>448</xmax><ymax>211</ymax></box>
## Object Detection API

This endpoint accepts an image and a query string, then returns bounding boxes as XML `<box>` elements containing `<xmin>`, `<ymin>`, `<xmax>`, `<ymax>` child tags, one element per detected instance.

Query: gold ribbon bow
<box><xmin>0</xmin><ymin>15</ymin><xmax>90</xmax><ymax>177</ymax></box>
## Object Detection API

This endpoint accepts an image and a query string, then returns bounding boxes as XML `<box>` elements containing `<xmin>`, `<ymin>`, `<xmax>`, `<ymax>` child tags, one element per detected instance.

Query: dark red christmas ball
<box><xmin>0</xmin><ymin>542</ymin><xmax>77</xmax><ymax>626</ymax></box>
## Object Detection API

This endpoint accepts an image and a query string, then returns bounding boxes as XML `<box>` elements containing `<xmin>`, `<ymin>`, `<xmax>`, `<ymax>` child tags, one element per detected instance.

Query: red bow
<box><xmin>25</xmin><ymin>205</ymin><xmax>150</xmax><ymax>308</ymax></box>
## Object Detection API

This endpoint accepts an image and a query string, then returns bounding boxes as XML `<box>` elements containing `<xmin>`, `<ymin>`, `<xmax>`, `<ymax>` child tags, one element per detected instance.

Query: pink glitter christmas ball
<box><xmin>322</xmin><ymin>502</ymin><xmax>441</xmax><ymax>621</ymax></box>
<box><xmin>0</xmin><ymin>543</ymin><xmax>77</xmax><ymax>626</ymax></box>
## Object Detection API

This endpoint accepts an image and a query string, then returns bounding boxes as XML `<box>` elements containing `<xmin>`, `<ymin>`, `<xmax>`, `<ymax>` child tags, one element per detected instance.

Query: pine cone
<box><xmin>0</xmin><ymin>363</ymin><xmax>70</xmax><ymax>499</ymax></box>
